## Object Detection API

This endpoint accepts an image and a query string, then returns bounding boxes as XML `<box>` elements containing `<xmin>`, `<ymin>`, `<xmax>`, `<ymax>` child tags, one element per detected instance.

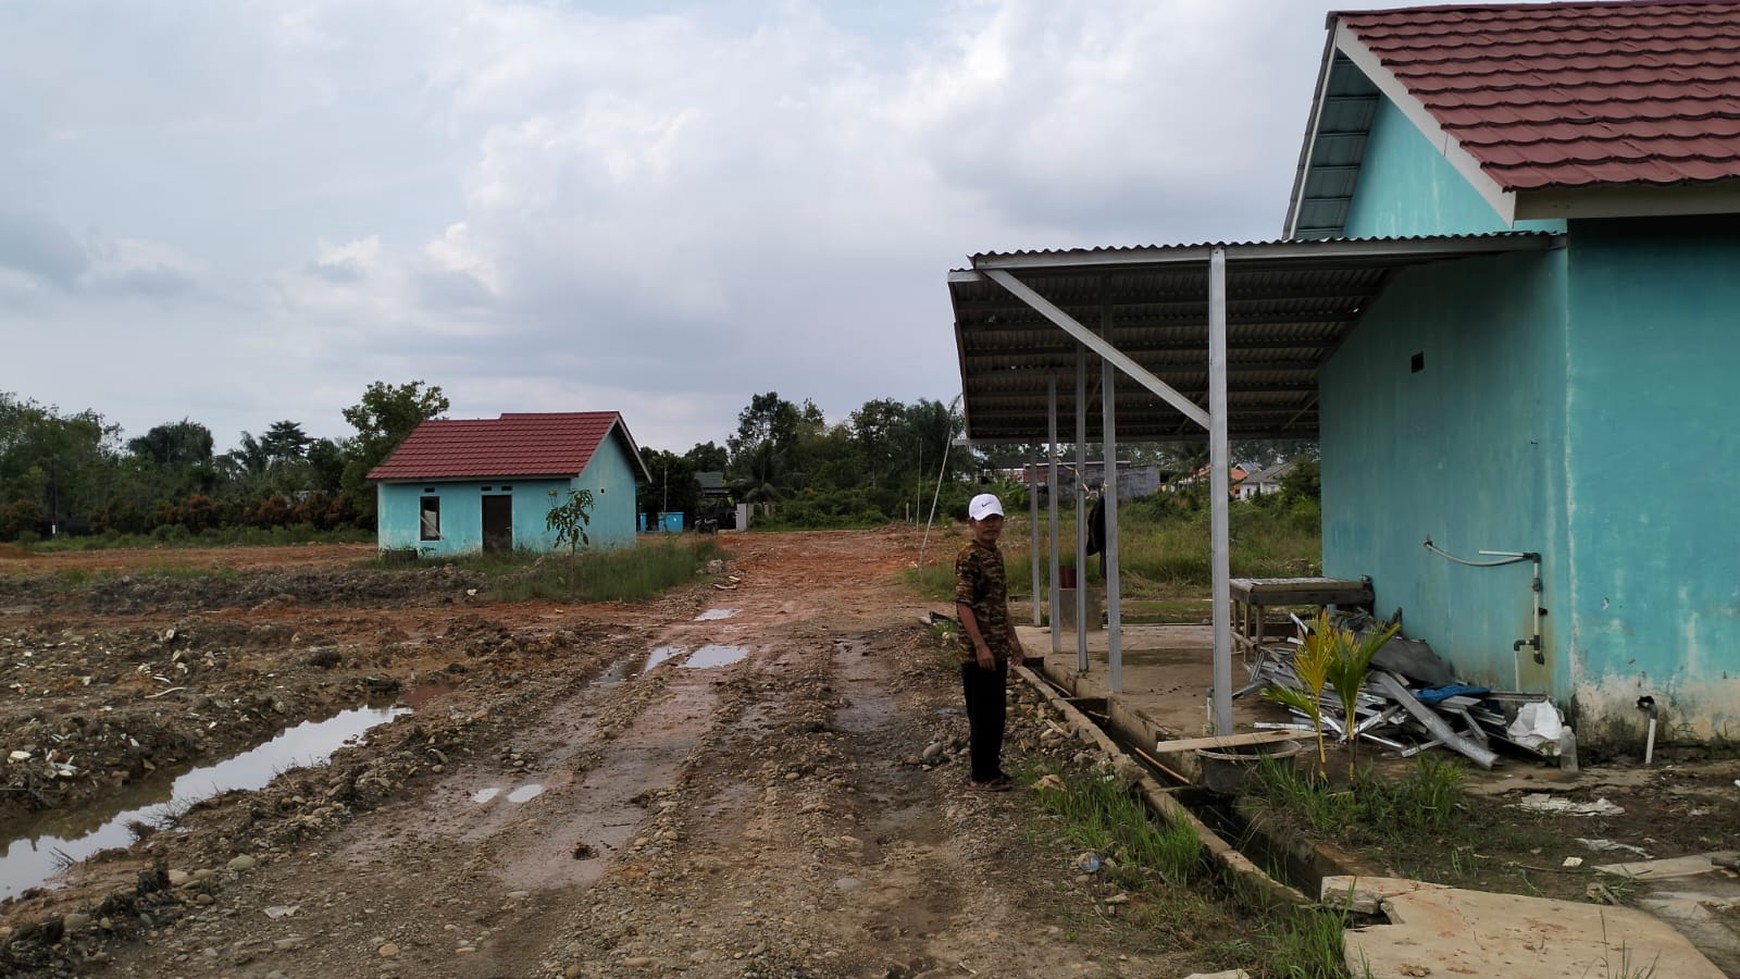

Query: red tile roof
<box><xmin>1340</xmin><ymin>1</ymin><xmax>1740</xmax><ymax>190</ymax></box>
<box><xmin>367</xmin><ymin>412</ymin><xmax>643</xmax><ymax>481</ymax></box>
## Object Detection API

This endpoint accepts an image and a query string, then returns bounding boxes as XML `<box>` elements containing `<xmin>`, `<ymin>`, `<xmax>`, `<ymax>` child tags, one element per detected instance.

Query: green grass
<box><xmin>24</xmin><ymin>525</ymin><xmax>374</xmax><ymax>551</ymax></box>
<box><xmin>1245</xmin><ymin>754</ymin><xmax>1466</xmax><ymax>840</ymax></box>
<box><xmin>1025</xmin><ymin>765</ymin><xmax>1363</xmax><ymax>976</ymax></box>
<box><xmin>439</xmin><ymin>538</ymin><xmax>729</xmax><ymax>603</ymax></box>
<box><xmin>908</xmin><ymin>499</ymin><xmax>1321</xmax><ymax>603</ymax></box>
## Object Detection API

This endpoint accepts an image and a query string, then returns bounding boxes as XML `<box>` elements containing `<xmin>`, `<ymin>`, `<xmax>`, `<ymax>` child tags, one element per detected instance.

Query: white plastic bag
<box><xmin>1508</xmin><ymin>700</ymin><xmax>1564</xmax><ymax>754</ymax></box>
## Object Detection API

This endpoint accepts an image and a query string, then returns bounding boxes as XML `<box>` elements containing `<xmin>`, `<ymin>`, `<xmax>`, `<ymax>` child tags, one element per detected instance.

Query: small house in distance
<box><xmin>368</xmin><ymin>412</ymin><xmax>650</xmax><ymax>556</ymax></box>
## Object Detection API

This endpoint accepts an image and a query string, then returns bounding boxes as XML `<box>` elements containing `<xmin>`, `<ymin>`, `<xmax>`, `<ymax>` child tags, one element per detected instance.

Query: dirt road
<box><xmin>1</xmin><ymin>530</ymin><xmax>1183</xmax><ymax>978</ymax></box>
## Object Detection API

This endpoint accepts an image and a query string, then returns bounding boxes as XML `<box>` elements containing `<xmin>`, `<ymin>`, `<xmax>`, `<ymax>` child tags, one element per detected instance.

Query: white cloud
<box><xmin>3</xmin><ymin>0</ymin><xmax>1523</xmax><ymax>452</ymax></box>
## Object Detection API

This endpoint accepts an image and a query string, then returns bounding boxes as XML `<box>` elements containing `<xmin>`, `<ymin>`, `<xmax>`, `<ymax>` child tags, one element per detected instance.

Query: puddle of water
<box><xmin>399</xmin><ymin>684</ymin><xmax>453</xmax><ymax>709</ymax></box>
<box><xmin>472</xmin><ymin>787</ymin><xmax>502</xmax><ymax>804</ymax></box>
<box><xmin>507</xmin><ymin>784</ymin><xmax>545</xmax><ymax>803</ymax></box>
<box><xmin>681</xmin><ymin>644</ymin><xmax>748</xmax><ymax>669</ymax></box>
<box><xmin>642</xmin><ymin>645</ymin><xmax>686</xmax><ymax>671</ymax></box>
<box><xmin>0</xmin><ymin>705</ymin><xmax>408</xmax><ymax>902</ymax></box>
<box><xmin>694</xmin><ymin>608</ymin><xmax>737</xmax><ymax>621</ymax></box>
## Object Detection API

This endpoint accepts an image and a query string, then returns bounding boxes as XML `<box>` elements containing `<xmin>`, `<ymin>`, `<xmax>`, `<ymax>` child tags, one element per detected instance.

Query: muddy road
<box><xmin>0</xmin><ymin>531</ymin><xmax>1186</xmax><ymax>978</ymax></box>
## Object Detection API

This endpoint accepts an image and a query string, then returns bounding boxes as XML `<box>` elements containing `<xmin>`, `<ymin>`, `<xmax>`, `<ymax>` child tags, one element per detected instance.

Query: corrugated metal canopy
<box><xmin>948</xmin><ymin>233</ymin><xmax>1562</xmax><ymax>443</ymax></box>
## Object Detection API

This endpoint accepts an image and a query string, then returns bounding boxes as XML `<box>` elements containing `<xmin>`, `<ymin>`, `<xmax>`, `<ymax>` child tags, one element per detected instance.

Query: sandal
<box><xmin>969</xmin><ymin>779</ymin><xmax>1013</xmax><ymax>793</ymax></box>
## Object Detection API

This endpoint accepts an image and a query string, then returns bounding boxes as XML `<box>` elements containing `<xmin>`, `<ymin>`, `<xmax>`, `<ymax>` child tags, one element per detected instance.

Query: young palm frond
<box><xmin>1261</xmin><ymin>613</ymin><xmax>1336</xmax><ymax>774</ymax></box>
<box><xmin>1324</xmin><ymin>615</ymin><xmax>1399</xmax><ymax>776</ymax></box>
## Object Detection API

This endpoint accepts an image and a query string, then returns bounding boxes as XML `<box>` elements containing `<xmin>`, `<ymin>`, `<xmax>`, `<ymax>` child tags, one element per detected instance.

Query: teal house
<box><xmin>1291</xmin><ymin>1</ymin><xmax>1740</xmax><ymax>739</ymax></box>
<box><xmin>368</xmin><ymin>412</ymin><xmax>649</xmax><ymax>556</ymax></box>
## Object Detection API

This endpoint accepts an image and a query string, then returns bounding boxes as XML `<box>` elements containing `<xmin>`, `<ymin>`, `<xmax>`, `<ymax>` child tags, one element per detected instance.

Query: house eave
<box><xmin>1512</xmin><ymin>182</ymin><xmax>1740</xmax><ymax>221</ymax></box>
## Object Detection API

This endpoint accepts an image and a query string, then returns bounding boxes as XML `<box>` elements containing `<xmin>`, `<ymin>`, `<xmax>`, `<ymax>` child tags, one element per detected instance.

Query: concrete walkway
<box><xmin>1013</xmin><ymin>621</ymin><xmax>1734</xmax><ymax>978</ymax></box>
<box><xmin>1328</xmin><ymin>876</ymin><xmax>1726</xmax><ymax>978</ymax></box>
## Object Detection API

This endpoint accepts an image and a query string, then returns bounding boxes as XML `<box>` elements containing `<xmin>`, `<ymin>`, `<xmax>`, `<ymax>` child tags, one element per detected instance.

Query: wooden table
<box><xmin>1230</xmin><ymin>576</ymin><xmax>1374</xmax><ymax>660</ymax></box>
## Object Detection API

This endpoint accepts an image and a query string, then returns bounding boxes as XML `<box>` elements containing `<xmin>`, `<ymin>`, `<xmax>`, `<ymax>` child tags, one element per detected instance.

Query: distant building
<box><xmin>368</xmin><ymin>412</ymin><xmax>649</xmax><ymax>556</ymax></box>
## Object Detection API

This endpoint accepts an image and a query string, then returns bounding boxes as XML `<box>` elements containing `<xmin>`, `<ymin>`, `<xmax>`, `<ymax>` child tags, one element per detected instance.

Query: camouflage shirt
<box><xmin>955</xmin><ymin>539</ymin><xmax>1012</xmax><ymax>663</ymax></box>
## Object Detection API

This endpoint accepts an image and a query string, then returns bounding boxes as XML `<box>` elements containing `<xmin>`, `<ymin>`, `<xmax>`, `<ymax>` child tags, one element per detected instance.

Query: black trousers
<box><xmin>961</xmin><ymin>659</ymin><xmax>1008</xmax><ymax>783</ymax></box>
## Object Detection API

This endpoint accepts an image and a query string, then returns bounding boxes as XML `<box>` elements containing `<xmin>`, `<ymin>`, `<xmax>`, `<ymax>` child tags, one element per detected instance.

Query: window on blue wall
<box><xmin>419</xmin><ymin>497</ymin><xmax>441</xmax><ymax>540</ymax></box>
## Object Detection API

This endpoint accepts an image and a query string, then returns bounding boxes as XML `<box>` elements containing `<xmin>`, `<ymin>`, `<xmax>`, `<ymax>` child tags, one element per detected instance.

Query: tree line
<box><xmin>0</xmin><ymin>382</ymin><xmax>448</xmax><ymax>541</ymax></box>
<box><xmin>0</xmin><ymin>381</ymin><xmax>1315</xmax><ymax>542</ymax></box>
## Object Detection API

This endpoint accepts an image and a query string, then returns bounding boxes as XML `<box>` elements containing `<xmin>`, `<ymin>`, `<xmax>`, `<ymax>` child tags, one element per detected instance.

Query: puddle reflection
<box><xmin>694</xmin><ymin>609</ymin><xmax>737</xmax><ymax>621</ymax></box>
<box><xmin>682</xmin><ymin>644</ymin><xmax>748</xmax><ymax>669</ymax></box>
<box><xmin>507</xmin><ymin>784</ymin><xmax>544</xmax><ymax>803</ymax></box>
<box><xmin>642</xmin><ymin>645</ymin><xmax>686</xmax><ymax>670</ymax></box>
<box><xmin>0</xmin><ymin>705</ymin><xmax>408</xmax><ymax>902</ymax></box>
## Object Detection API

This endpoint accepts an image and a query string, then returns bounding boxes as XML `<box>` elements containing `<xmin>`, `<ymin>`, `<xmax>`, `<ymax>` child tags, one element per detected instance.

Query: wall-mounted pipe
<box><xmin>1423</xmin><ymin>539</ymin><xmax>1546</xmax><ymax>686</ymax></box>
<box><xmin>1637</xmin><ymin>695</ymin><xmax>1658</xmax><ymax>765</ymax></box>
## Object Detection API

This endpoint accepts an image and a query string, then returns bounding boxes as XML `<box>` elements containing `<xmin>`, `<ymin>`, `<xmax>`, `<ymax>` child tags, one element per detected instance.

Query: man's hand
<box><xmin>1010</xmin><ymin>645</ymin><xmax>1025</xmax><ymax>668</ymax></box>
<box><xmin>976</xmin><ymin>645</ymin><xmax>995</xmax><ymax>671</ymax></box>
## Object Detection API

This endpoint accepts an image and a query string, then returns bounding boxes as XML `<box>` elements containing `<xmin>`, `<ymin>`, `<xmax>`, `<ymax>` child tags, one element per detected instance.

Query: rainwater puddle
<box><xmin>469</xmin><ymin>784</ymin><xmax>545</xmax><ymax>805</ymax></box>
<box><xmin>0</xmin><ymin>705</ymin><xmax>407</xmax><ymax>902</ymax></box>
<box><xmin>682</xmin><ymin>644</ymin><xmax>748</xmax><ymax>669</ymax></box>
<box><xmin>642</xmin><ymin>645</ymin><xmax>686</xmax><ymax>671</ymax></box>
<box><xmin>399</xmin><ymin>684</ymin><xmax>453</xmax><ymax>709</ymax></box>
<box><xmin>694</xmin><ymin>608</ymin><xmax>738</xmax><ymax>621</ymax></box>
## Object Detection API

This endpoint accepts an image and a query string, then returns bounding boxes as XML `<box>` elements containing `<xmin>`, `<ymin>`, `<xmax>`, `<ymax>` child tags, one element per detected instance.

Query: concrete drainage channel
<box><xmin>1015</xmin><ymin>663</ymin><xmax>1337</xmax><ymax>909</ymax></box>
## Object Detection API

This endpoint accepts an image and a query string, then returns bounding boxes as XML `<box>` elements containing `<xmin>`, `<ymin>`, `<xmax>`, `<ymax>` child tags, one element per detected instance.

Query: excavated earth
<box><xmin>0</xmin><ymin>531</ymin><xmax>1202</xmax><ymax>979</ymax></box>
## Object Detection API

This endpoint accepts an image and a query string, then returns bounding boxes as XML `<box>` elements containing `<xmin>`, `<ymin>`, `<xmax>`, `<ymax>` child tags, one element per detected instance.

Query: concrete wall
<box><xmin>574</xmin><ymin>431</ymin><xmax>640</xmax><ymax>550</ymax></box>
<box><xmin>374</xmin><ymin>428</ymin><xmax>642</xmax><ymax>555</ymax></box>
<box><xmin>1319</xmin><ymin>249</ymin><xmax>1571</xmax><ymax>696</ymax></box>
<box><xmin>1562</xmin><ymin>217</ymin><xmax>1740</xmax><ymax>738</ymax></box>
<box><xmin>377</xmin><ymin>477</ymin><xmax>572</xmax><ymax>557</ymax></box>
<box><xmin>1342</xmin><ymin>97</ymin><xmax>1563</xmax><ymax>239</ymax></box>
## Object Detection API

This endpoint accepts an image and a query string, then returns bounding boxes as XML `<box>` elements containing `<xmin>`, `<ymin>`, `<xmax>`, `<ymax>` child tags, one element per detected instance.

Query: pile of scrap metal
<box><xmin>1237</xmin><ymin>613</ymin><xmax>1557</xmax><ymax>770</ymax></box>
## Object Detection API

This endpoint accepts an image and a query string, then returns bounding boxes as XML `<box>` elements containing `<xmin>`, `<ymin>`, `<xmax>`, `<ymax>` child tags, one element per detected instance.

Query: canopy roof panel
<box><xmin>948</xmin><ymin>233</ymin><xmax>1561</xmax><ymax>443</ymax></box>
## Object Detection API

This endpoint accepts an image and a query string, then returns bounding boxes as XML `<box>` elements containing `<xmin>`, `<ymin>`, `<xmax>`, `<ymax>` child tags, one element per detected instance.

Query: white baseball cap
<box><xmin>968</xmin><ymin>493</ymin><xmax>1005</xmax><ymax>521</ymax></box>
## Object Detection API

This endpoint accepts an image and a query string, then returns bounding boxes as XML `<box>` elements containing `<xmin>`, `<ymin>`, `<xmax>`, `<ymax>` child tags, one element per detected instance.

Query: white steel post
<box><xmin>1028</xmin><ymin>454</ymin><xmax>1041</xmax><ymax>627</ymax></box>
<box><xmin>1075</xmin><ymin>346</ymin><xmax>1089</xmax><ymax>673</ymax></box>
<box><xmin>1210</xmin><ymin>247</ymin><xmax>1233</xmax><ymax>734</ymax></box>
<box><xmin>1048</xmin><ymin>379</ymin><xmax>1062</xmax><ymax>659</ymax></box>
<box><xmin>1102</xmin><ymin>301</ymin><xmax>1123</xmax><ymax>694</ymax></box>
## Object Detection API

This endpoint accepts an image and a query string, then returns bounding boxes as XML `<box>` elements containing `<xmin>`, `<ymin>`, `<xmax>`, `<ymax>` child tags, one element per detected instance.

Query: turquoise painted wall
<box><xmin>574</xmin><ymin>431</ymin><xmax>640</xmax><ymax>550</ymax></box>
<box><xmin>377</xmin><ymin>478</ymin><xmax>569</xmax><ymax>557</ymax></box>
<box><xmin>1562</xmin><ymin>217</ymin><xmax>1740</xmax><ymax>735</ymax></box>
<box><xmin>1342</xmin><ymin>98</ymin><xmax>1564</xmax><ymax>239</ymax></box>
<box><xmin>1320</xmin><ymin>250</ymin><xmax>1570</xmax><ymax>694</ymax></box>
<box><xmin>374</xmin><ymin>429</ymin><xmax>642</xmax><ymax>555</ymax></box>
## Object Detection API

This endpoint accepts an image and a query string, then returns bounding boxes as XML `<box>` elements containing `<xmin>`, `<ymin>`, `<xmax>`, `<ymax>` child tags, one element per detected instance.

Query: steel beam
<box><xmin>1210</xmin><ymin>247</ymin><xmax>1233</xmax><ymax>735</ymax></box>
<box><xmin>1075</xmin><ymin>346</ymin><xmax>1089</xmax><ymax>674</ymax></box>
<box><xmin>982</xmin><ymin>269</ymin><xmax>1211</xmax><ymax>431</ymax></box>
<box><xmin>1102</xmin><ymin>300</ymin><xmax>1123</xmax><ymax>695</ymax></box>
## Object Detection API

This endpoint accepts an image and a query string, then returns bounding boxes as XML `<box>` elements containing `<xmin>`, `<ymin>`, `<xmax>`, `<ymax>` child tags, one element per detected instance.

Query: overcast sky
<box><xmin>0</xmin><ymin>0</ymin><xmax>1528</xmax><ymax>455</ymax></box>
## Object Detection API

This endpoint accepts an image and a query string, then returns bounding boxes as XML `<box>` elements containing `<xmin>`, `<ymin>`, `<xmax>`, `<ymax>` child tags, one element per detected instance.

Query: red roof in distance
<box><xmin>367</xmin><ymin>412</ymin><xmax>646</xmax><ymax>482</ymax></box>
<box><xmin>1340</xmin><ymin>1</ymin><xmax>1740</xmax><ymax>190</ymax></box>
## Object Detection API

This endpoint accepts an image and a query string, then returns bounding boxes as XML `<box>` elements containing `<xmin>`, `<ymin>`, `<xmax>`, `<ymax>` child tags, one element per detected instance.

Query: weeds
<box><xmin>1245</xmin><ymin>754</ymin><xmax>1466</xmax><ymax>839</ymax></box>
<box><xmin>455</xmin><ymin>538</ymin><xmax>729</xmax><ymax>603</ymax></box>
<box><xmin>1266</xmin><ymin>907</ymin><xmax>1372</xmax><ymax>978</ymax></box>
<box><xmin>1032</xmin><ymin>770</ymin><xmax>1203</xmax><ymax>889</ymax></box>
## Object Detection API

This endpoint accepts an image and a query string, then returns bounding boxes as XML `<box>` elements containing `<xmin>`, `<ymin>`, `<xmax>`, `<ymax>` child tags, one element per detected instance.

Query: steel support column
<box><xmin>1102</xmin><ymin>300</ymin><xmax>1123</xmax><ymax>694</ymax></box>
<box><xmin>1048</xmin><ymin>379</ymin><xmax>1061</xmax><ymax>659</ymax></box>
<box><xmin>1028</xmin><ymin>452</ymin><xmax>1041</xmax><ymax>627</ymax></box>
<box><xmin>1210</xmin><ymin>247</ymin><xmax>1233</xmax><ymax>735</ymax></box>
<box><xmin>1074</xmin><ymin>346</ymin><xmax>1088</xmax><ymax>673</ymax></box>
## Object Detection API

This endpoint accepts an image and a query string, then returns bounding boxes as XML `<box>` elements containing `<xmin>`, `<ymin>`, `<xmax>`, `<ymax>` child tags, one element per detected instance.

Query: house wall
<box><xmin>1342</xmin><ymin>98</ymin><xmax>1564</xmax><ymax>239</ymax></box>
<box><xmin>574</xmin><ymin>431</ymin><xmax>640</xmax><ymax>550</ymax></box>
<box><xmin>372</xmin><ymin>429</ymin><xmax>641</xmax><ymax>556</ymax></box>
<box><xmin>377</xmin><ymin>478</ymin><xmax>572</xmax><ymax>557</ymax></box>
<box><xmin>1562</xmin><ymin>217</ymin><xmax>1740</xmax><ymax>738</ymax></box>
<box><xmin>1319</xmin><ymin>249</ymin><xmax>1571</xmax><ymax>696</ymax></box>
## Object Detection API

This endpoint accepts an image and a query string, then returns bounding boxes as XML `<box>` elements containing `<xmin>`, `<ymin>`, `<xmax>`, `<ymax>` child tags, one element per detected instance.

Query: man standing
<box><xmin>955</xmin><ymin>492</ymin><xmax>1026</xmax><ymax>791</ymax></box>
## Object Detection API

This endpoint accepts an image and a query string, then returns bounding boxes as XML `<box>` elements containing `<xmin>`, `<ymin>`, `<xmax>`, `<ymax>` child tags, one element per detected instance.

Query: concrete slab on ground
<box><xmin>1334</xmin><ymin>876</ymin><xmax>1725</xmax><ymax>978</ymax></box>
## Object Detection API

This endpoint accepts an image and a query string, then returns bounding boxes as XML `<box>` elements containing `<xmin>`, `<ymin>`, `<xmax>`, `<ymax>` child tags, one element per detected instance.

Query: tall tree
<box><xmin>684</xmin><ymin>441</ymin><xmax>728</xmax><ymax>472</ymax></box>
<box><xmin>127</xmin><ymin>419</ymin><xmax>214</xmax><ymax>467</ymax></box>
<box><xmin>339</xmin><ymin>380</ymin><xmax>450</xmax><ymax>521</ymax></box>
<box><xmin>260</xmin><ymin>420</ymin><xmax>313</xmax><ymax>464</ymax></box>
